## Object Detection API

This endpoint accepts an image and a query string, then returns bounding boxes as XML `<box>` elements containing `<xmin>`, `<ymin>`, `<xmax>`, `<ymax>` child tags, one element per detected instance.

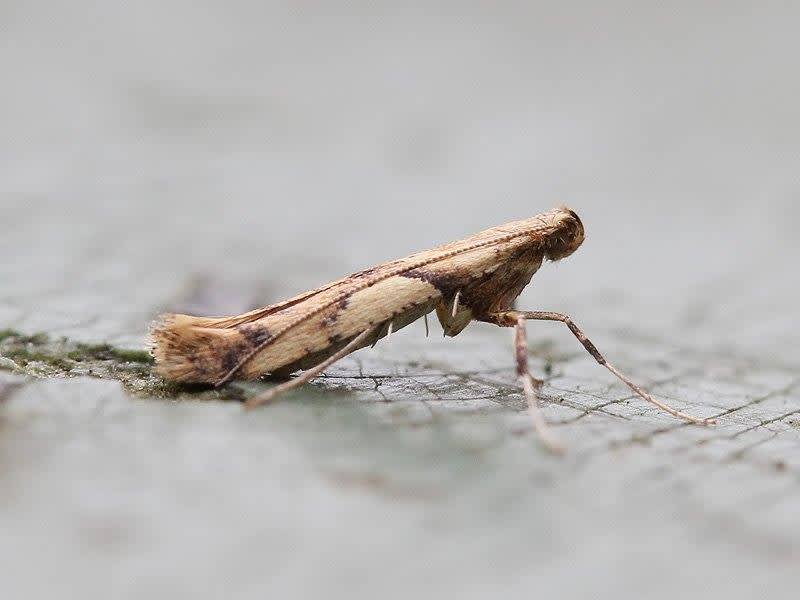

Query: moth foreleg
<box><xmin>244</xmin><ymin>324</ymin><xmax>381</xmax><ymax>410</ymax></box>
<box><xmin>485</xmin><ymin>310</ymin><xmax>716</xmax><ymax>426</ymax></box>
<box><xmin>513</xmin><ymin>316</ymin><xmax>565</xmax><ymax>454</ymax></box>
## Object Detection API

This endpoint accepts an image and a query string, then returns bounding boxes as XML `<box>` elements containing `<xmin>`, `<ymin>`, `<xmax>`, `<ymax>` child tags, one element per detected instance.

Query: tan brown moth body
<box><xmin>151</xmin><ymin>206</ymin><xmax>714</xmax><ymax>453</ymax></box>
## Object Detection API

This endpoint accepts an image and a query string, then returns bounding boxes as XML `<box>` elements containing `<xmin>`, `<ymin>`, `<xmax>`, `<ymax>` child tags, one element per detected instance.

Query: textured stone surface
<box><xmin>2</xmin><ymin>3</ymin><xmax>799</xmax><ymax>599</ymax></box>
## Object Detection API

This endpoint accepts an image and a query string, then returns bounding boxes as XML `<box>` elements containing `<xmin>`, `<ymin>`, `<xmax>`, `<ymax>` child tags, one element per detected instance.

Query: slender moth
<box><xmin>151</xmin><ymin>206</ymin><xmax>714</xmax><ymax>452</ymax></box>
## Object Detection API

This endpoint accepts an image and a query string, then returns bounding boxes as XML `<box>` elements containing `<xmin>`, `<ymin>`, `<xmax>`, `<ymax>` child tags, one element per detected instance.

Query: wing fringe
<box><xmin>149</xmin><ymin>313</ymin><xmax>243</xmax><ymax>383</ymax></box>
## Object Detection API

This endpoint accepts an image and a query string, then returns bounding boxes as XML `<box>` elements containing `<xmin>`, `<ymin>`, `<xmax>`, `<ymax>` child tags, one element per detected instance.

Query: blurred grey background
<box><xmin>1</xmin><ymin>2</ymin><xmax>798</xmax><ymax>599</ymax></box>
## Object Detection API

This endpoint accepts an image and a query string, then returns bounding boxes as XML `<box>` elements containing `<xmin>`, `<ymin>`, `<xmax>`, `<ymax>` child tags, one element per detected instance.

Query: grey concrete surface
<box><xmin>1</xmin><ymin>3</ymin><xmax>799</xmax><ymax>598</ymax></box>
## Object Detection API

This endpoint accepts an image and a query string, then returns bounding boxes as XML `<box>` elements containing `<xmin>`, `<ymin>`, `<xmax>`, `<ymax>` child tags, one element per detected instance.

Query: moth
<box><xmin>151</xmin><ymin>206</ymin><xmax>714</xmax><ymax>452</ymax></box>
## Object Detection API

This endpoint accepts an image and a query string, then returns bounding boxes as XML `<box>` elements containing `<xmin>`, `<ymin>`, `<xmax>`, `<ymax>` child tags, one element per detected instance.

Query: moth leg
<box><xmin>485</xmin><ymin>311</ymin><xmax>716</xmax><ymax>426</ymax></box>
<box><xmin>244</xmin><ymin>325</ymin><xmax>380</xmax><ymax>410</ymax></box>
<box><xmin>451</xmin><ymin>289</ymin><xmax>462</xmax><ymax>318</ymax></box>
<box><xmin>513</xmin><ymin>316</ymin><xmax>565</xmax><ymax>454</ymax></box>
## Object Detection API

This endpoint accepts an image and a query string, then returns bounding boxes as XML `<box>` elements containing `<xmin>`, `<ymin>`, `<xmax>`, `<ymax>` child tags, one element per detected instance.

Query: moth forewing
<box><xmin>151</xmin><ymin>206</ymin><xmax>713</xmax><ymax>453</ymax></box>
<box><xmin>238</xmin><ymin>275</ymin><xmax>442</xmax><ymax>379</ymax></box>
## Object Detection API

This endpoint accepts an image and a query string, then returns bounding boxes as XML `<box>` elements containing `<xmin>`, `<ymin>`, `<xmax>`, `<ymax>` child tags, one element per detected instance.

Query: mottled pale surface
<box><xmin>1</xmin><ymin>3</ymin><xmax>799</xmax><ymax>599</ymax></box>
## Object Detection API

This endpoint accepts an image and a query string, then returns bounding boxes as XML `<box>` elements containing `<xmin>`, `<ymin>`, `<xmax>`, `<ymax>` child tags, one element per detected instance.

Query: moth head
<box><xmin>543</xmin><ymin>206</ymin><xmax>585</xmax><ymax>261</ymax></box>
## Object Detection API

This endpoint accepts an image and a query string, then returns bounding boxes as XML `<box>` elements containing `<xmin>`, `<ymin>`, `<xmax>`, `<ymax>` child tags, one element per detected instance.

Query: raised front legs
<box><xmin>483</xmin><ymin>310</ymin><xmax>715</xmax><ymax>451</ymax></box>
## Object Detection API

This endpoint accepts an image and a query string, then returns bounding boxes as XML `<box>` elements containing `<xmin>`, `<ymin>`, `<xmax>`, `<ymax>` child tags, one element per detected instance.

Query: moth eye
<box><xmin>566</xmin><ymin>209</ymin><xmax>584</xmax><ymax>234</ymax></box>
